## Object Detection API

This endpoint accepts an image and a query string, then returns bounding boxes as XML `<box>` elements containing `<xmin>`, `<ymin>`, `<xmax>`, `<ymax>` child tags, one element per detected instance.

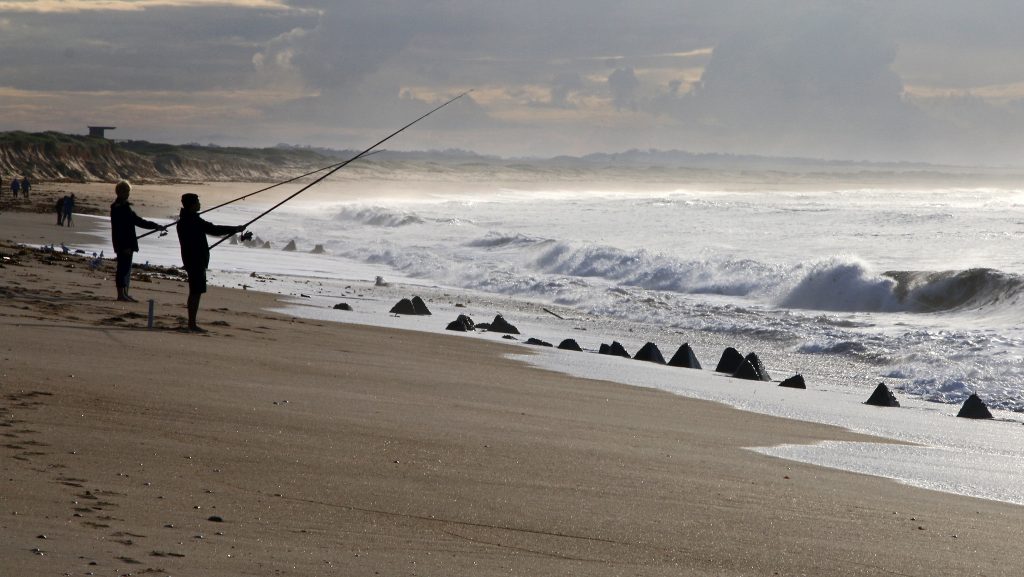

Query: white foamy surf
<box><xmin>71</xmin><ymin>174</ymin><xmax>1024</xmax><ymax>505</ymax></box>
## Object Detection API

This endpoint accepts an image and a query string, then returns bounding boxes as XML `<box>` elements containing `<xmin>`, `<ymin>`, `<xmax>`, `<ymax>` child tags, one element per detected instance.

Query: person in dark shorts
<box><xmin>110</xmin><ymin>181</ymin><xmax>165</xmax><ymax>301</ymax></box>
<box><xmin>176</xmin><ymin>193</ymin><xmax>245</xmax><ymax>332</ymax></box>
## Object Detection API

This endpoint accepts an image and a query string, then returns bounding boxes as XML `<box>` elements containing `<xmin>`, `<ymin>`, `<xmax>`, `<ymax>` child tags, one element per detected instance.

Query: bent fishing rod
<box><xmin>208</xmin><ymin>90</ymin><xmax>469</xmax><ymax>250</ymax></box>
<box><xmin>135</xmin><ymin>150</ymin><xmax>385</xmax><ymax>241</ymax></box>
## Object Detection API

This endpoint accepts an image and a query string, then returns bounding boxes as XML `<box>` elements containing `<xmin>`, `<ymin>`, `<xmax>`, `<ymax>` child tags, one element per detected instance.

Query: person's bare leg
<box><xmin>187</xmin><ymin>292</ymin><xmax>203</xmax><ymax>331</ymax></box>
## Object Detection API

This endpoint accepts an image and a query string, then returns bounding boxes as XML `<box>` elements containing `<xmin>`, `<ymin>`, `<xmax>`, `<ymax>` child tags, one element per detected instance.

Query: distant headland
<box><xmin>2</xmin><ymin>130</ymin><xmax>1022</xmax><ymax>187</ymax></box>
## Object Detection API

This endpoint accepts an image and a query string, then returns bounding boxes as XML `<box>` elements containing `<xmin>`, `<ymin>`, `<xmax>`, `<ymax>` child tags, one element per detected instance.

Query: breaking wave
<box><xmin>884</xmin><ymin>268</ymin><xmax>1024</xmax><ymax>313</ymax></box>
<box><xmin>332</xmin><ymin>206</ymin><xmax>424</xmax><ymax>227</ymax></box>
<box><xmin>467</xmin><ymin>232</ymin><xmax>545</xmax><ymax>248</ymax></box>
<box><xmin>524</xmin><ymin>241</ymin><xmax>1024</xmax><ymax>316</ymax></box>
<box><xmin>530</xmin><ymin>241</ymin><xmax>773</xmax><ymax>297</ymax></box>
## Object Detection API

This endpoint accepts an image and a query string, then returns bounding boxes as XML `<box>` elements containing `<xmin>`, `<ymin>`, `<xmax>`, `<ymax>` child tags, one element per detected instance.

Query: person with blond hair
<box><xmin>110</xmin><ymin>180</ymin><xmax>165</xmax><ymax>302</ymax></box>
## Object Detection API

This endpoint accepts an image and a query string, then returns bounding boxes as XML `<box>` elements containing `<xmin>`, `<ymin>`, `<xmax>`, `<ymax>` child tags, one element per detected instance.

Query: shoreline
<box><xmin>5</xmin><ymin>191</ymin><xmax>1024</xmax><ymax>575</ymax></box>
<box><xmin>12</xmin><ymin>182</ymin><xmax>1024</xmax><ymax>502</ymax></box>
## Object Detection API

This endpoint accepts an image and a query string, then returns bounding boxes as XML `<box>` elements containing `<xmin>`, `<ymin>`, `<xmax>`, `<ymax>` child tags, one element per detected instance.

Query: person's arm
<box><xmin>132</xmin><ymin>213</ymin><xmax>164</xmax><ymax>231</ymax></box>
<box><xmin>200</xmin><ymin>217</ymin><xmax>244</xmax><ymax>237</ymax></box>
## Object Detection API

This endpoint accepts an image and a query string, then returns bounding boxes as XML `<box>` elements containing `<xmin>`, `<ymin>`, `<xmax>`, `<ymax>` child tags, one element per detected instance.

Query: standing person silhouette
<box><xmin>10</xmin><ymin>177</ymin><xmax>19</xmax><ymax>199</ymax></box>
<box><xmin>56</xmin><ymin>196</ymin><xmax>66</xmax><ymax>225</ymax></box>
<box><xmin>176</xmin><ymin>193</ymin><xmax>245</xmax><ymax>332</ymax></box>
<box><xmin>63</xmin><ymin>193</ymin><xmax>75</xmax><ymax>226</ymax></box>
<box><xmin>110</xmin><ymin>181</ymin><xmax>164</xmax><ymax>302</ymax></box>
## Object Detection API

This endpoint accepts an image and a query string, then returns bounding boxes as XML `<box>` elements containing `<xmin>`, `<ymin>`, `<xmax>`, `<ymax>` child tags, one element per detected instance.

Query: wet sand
<box><xmin>3</xmin><ymin>185</ymin><xmax>1024</xmax><ymax>576</ymax></box>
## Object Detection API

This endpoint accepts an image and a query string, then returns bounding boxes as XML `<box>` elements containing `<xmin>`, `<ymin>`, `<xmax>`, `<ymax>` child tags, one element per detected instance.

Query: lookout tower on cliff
<box><xmin>87</xmin><ymin>126</ymin><xmax>116</xmax><ymax>139</ymax></box>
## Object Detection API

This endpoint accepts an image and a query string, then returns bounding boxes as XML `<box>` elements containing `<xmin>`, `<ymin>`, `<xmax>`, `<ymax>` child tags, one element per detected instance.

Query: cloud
<box><xmin>4</xmin><ymin>0</ymin><xmax>1024</xmax><ymax>162</ymax></box>
<box><xmin>0</xmin><ymin>4</ymin><xmax>316</xmax><ymax>92</ymax></box>
<box><xmin>0</xmin><ymin>0</ymin><xmax>290</xmax><ymax>12</ymax></box>
<box><xmin>627</xmin><ymin>4</ymin><xmax>926</xmax><ymax>160</ymax></box>
<box><xmin>608</xmin><ymin>68</ymin><xmax>640</xmax><ymax>111</ymax></box>
<box><xmin>548</xmin><ymin>73</ymin><xmax>584</xmax><ymax>109</ymax></box>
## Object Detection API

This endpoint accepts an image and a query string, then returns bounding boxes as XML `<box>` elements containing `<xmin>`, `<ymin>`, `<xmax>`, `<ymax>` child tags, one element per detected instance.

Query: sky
<box><xmin>2</xmin><ymin>0</ymin><xmax>1024</xmax><ymax>165</ymax></box>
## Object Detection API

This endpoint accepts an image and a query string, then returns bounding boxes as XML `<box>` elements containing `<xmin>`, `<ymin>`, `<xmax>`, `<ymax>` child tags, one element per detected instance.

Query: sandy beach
<box><xmin>4</xmin><ymin>183</ymin><xmax>1024</xmax><ymax>576</ymax></box>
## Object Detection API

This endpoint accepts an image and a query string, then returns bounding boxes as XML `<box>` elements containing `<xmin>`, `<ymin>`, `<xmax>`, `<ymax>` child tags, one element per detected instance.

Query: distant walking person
<box><xmin>63</xmin><ymin>193</ymin><xmax>75</xmax><ymax>226</ymax></box>
<box><xmin>111</xmin><ymin>181</ymin><xmax>164</xmax><ymax>302</ymax></box>
<box><xmin>10</xmin><ymin>177</ymin><xmax>19</xmax><ymax>199</ymax></box>
<box><xmin>21</xmin><ymin>176</ymin><xmax>30</xmax><ymax>199</ymax></box>
<box><xmin>55</xmin><ymin>196</ymin><xmax>66</xmax><ymax>225</ymax></box>
<box><xmin>176</xmin><ymin>193</ymin><xmax>245</xmax><ymax>332</ymax></box>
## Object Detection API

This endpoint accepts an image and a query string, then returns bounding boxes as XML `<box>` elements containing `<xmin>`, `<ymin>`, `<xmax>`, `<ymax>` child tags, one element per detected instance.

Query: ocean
<box><xmin>75</xmin><ymin>169</ymin><xmax>1024</xmax><ymax>505</ymax></box>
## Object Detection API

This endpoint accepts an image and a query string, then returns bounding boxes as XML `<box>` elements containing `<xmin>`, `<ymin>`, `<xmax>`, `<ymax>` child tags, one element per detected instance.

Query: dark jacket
<box><xmin>111</xmin><ymin>200</ymin><xmax>161</xmax><ymax>254</ymax></box>
<box><xmin>177</xmin><ymin>208</ymin><xmax>240</xmax><ymax>271</ymax></box>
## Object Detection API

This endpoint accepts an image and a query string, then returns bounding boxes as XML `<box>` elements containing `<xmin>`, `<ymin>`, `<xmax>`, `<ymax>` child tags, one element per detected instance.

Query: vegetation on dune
<box><xmin>0</xmin><ymin>131</ymin><xmax>336</xmax><ymax>183</ymax></box>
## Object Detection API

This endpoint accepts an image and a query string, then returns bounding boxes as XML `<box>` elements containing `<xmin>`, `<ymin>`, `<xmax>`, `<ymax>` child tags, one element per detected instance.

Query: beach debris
<box><xmin>207</xmin><ymin>515</ymin><xmax>224</xmax><ymax>523</ymax></box>
<box><xmin>543</xmin><ymin>307</ymin><xmax>566</xmax><ymax>319</ymax></box>
<box><xmin>311</xmin><ymin>244</ymin><xmax>325</xmax><ymax>254</ymax></box>
<box><xmin>282</xmin><ymin>239</ymin><xmax>297</xmax><ymax>251</ymax></box>
<box><xmin>779</xmin><ymin>374</ymin><xmax>807</xmax><ymax>389</ymax></box>
<box><xmin>732</xmin><ymin>353</ymin><xmax>771</xmax><ymax>381</ymax></box>
<box><xmin>411</xmin><ymin>296</ymin><xmax>432</xmax><ymax>315</ymax></box>
<box><xmin>865</xmin><ymin>383</ymin><xmax>900</xmax><ymax>407</ymax></box>
<box><xmin>599</xmin><ymin>341</ymin><xmax>631</xmax><ymax>358</ymax></box>
<box><xmin>957</xmin><ymin>393</ymin><xmax>994</xmax><ymax>419</ymax></box>
<box><xmin>446</xmin><ymin>314</ymin><xmax>476</xmax><ymax>332</ymax></box>
<box><xmin>668</xmin><ymin>343</ymin><xmax>702</xmax><ymax>369</ymax></box>
<box><xmin>525</xmin><ymin>337</ymin><xmax>553</xmax><ymax>347</ymax></box>
<box><xmin>389</xmin><ymin>296</ymin><xmax>432</xmax><ymax>316</ymax></box>
<box><xmin>484</xmin><ymin>314</ymin><xmax>520</xmax><ymax>334</ymax></box>
<box><xmin>390</xmin><ymin>298</ymin><xmax>417</xmax><ymax>315</ymax></box>
<box><xmin>558</xmin><ymin>338</ymin><xmax>583</xmax><ymax>351</ymax></box>
<box><xmin>715</xmin><ymin>347</ymin><xmax>745</xmax><ymax>373</ymax></box>
<box><xmin>633</xmin><ymin>342</ymin><xmax>666</xmax><ymax>364</ymax></box>
<box><xmin>332</xmin><ymin>303</ymin><xmax>353</xmax><ymax>311</ymax></box>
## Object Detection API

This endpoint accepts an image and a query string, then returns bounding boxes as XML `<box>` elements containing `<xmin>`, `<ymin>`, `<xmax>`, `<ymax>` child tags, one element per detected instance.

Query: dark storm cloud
<box><xmin>0</xmin><ymin>5</ymin><xmax>315</xmax><ymax>92</ymax></box>
<box><xmin>4</xmin><ymin>1</ymin><xmax>1024</xmax><ymax>162</ymax></box>
<box><xmin>549</xmin><ymin>73</ymin><xmax>585</xmax><ymax>109</ymax></box>
<box><xmin>608</xmin><ymin>68</ymin><xmax>640</xmax><ymax>111</ymax></box>
<box><xmin>677</xmin><ymin>5</ymin><xmax>925</xmax><ymax>159</ymax></box>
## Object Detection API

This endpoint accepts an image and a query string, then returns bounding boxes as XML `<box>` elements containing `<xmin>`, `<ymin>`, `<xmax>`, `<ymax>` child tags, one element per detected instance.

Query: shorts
<box><xmin>185</xmin><ymin>267</ymin><xmax>207</xmax><ymax>294</ymax></box>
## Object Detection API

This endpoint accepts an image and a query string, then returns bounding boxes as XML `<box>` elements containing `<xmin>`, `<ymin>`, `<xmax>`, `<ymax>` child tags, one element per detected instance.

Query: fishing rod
<box><xmin>135</xmin><ymin>150</ymin><xmax>386</xmax><ymax>241</ymax></box>
<box><xmin>208</xmin><ymin>90</ymin><xmax>469</xmax><ymax>250</ymax></box>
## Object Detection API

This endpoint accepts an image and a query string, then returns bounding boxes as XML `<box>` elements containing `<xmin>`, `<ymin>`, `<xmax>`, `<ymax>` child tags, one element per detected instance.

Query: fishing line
<box><xmin>135</xmin><ymin>150</ymin><xmax>385</xmax><ymax>241</ymax></box>
<box><xmin>208</xmin><ymin>91</ymin><xmax>469</xmax><ymax>250</ymax></box>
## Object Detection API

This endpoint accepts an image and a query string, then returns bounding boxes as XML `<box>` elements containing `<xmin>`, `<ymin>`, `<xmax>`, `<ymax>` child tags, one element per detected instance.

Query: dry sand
<box><xmin>3</xmin><ymin>185</ymin><xmax>1024</xmax><ymax>576</ymax></box>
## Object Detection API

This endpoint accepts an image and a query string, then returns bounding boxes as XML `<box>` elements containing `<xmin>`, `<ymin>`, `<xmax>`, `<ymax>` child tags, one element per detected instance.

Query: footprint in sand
<box><xmin>116</xmin><ymin>556</ymin><xmax>142</xmax><ymax>564</ymax></box>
